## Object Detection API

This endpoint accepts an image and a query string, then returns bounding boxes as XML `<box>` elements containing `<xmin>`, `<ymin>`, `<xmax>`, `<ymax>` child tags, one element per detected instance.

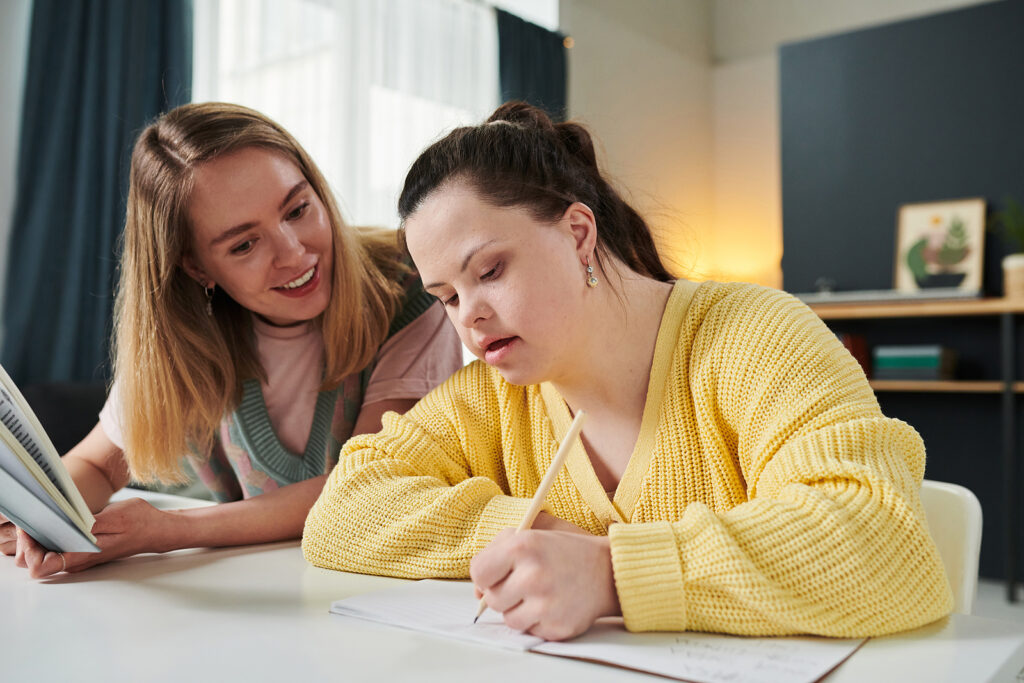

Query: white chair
<box><xmin>919</xmin><ymin>479</ymin><xmax>983</xmax><ymax>615</ymax></box>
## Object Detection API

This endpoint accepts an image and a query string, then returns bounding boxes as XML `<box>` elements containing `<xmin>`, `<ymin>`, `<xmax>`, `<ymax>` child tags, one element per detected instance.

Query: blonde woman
<box><xmin>302</xmin><ymin>102</ymin><xmax>952</xmax><ymax>640</ymax></box>
<box><xmin>3</xmin><ymin>103</ymin><xmax>462</xmax><ymax>576</ymax></box>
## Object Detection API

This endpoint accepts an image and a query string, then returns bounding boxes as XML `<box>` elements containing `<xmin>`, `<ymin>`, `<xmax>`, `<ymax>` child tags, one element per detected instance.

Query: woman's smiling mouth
<box><xmin>279</xmin><ymin>266</ymin><xmax>316</xmax><ymax>289</ymax></box>
<box><xmin>273</xmin><ymin>265</ymin><xmax>320</xmax><ymax>297</ymax></box>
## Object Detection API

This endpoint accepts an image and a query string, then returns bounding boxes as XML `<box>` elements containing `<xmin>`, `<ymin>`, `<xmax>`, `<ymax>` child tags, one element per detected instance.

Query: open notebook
<box><xmin>330</xmin><ymin>579</ymin><xmax>865</xmax><ymax>683</ymax></box>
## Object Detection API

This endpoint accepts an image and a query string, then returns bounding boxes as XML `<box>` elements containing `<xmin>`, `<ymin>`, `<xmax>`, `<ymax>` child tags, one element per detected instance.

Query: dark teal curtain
<box><xmin>496</xmin><ymin>8</ymin><xmax>567</xmax><ymax>122</ymax></box>
<box><xmin>2</xmin><ymin>0</ymin><xmax>192</xmax><ymax>386</ymax></box>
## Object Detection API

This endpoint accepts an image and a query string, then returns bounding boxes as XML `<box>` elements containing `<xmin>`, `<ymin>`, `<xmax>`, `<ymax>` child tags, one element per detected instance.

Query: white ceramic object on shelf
<box><xmin>1002</xmin><ymin>254</ymin><xmax>1024</xmax><ymax>298</ymax></box>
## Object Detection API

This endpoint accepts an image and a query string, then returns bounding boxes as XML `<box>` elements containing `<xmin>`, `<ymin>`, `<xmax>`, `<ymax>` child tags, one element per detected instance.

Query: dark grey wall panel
<box><xmin>781</xmin><ymin>0</ymin><xmax>1024</xmax><ymax>294</ymax></box>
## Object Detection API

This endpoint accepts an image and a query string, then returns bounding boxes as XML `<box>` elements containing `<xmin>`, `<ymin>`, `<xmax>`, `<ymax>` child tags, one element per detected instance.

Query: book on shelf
<box><xmin>837</xmin><ymin>333</ymin><xmax>871</xmax><ymax>376</ymax></box>
<box><xmin>0</xmin><ymin>364</ymin><xmax>98</xmax><ymax>552</ymax></box>
<box><xmin>871</xmin><ymin>345</ymin><xmax>957</xmax><ymax>381</ymax></box>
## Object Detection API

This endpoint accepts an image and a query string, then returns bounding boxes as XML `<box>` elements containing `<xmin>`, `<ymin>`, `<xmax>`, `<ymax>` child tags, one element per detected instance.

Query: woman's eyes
<box><xmin>481</xmin><ymin>261</ymin><xmax>503</xmax><ymax>281</ymax></box>
<box><xmin>286</xmin><ymin>201</ymin><xmax>310</xmax><ymax>221</ymax></box>
<box><xmin>439</xmin><ymin>261</ymin><xmax>504</xmax><ymax>306</ymax></box>
<box><xmin>230</xmin><ymin>239</ymin><xmax>255</xmax><ymax>255</ymax></box>
<box><xmin>226</xmin><ymin>202</ymin><xmax>310</xmax><ymax>256</ymax></box>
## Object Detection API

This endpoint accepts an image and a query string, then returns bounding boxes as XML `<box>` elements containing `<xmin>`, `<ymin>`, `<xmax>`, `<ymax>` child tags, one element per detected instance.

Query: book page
<box><xmin>0</xmin><ymin>465</ymin><xmax>98</xmax><ymax>552</ymax></box>
<box><xmin>0</xmin><ymin>385</ymin><xmax>62</xmax><ymax>490</ymax></box>
<box><xmin>0</xmin><ymin>431</ymin><xmax>68</xmax><ymax>518</ymax></box>
<box><xmin>0</xmin><ymin>426</ymin><xmax>95</xmax><ymax>540</ymax></box>
<box><xmin>330</xmin><ymin>579</ymin><xmax>864</xmax><ymax>683</ymax></box>
<box><xmin>0</xmin><ymin>364</ymin><xmax>95</xmax><ymax>528</ymax></box>
<box><xmin>331</xmin><ymin>579</ymin><xmax>543</xmax><ymax>651</ymax></box>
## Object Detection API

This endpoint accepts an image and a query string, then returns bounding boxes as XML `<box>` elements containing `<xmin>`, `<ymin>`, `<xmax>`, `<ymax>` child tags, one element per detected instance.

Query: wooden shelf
<box><xmin>809</xmin><ymin>297</ymin><xmax>1024</xmax><ymax>320</ymax></box>
<box><xmin>869</xmin><ymin>380</ymin><xmax>1024</xmax><ymax>393</ymax></box>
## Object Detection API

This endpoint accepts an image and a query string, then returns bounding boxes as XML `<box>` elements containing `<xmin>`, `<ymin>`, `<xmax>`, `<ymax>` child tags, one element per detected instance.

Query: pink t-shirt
<box><xmin>100</xmin><ymin>302</ymin><xmax>462</xmax><ymax>453</ymax></box>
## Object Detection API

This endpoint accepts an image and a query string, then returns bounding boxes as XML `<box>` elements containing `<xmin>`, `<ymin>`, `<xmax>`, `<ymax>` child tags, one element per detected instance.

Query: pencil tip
<box><xmin>473</xmin><ymin>615</ymin><xmax>479</xmax><ymax>624</ymax></box>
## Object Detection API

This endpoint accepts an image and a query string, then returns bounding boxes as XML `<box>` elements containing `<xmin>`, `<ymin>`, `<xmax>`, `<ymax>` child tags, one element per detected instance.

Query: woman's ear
<box><xmin>563</xmin><ymin>202</ymin><xmax>598</xmax><ymax>258</ymax></box>
<box><xmin>181</xmin><ymin>253</ymin><xmax>212</xmax><ymax>287</ymax></box>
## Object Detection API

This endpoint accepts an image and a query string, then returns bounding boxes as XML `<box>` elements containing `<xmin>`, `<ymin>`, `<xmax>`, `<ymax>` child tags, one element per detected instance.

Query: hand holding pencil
<box><xmin>473</xmin><ymin>410</ymin><xmax>588</xmax><ymax>623</ymax></box>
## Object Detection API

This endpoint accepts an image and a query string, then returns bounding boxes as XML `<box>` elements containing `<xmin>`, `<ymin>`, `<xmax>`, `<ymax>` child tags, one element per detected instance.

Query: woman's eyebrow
<box><xmin>278</xmin><ymin>180</ymin><xmax>309</xmax><ymax>210</ymax></box>
<box><xmin>423</xmin><ymin>240</ymin><xmax>498</xmax><ymax>290</ymax></box>
<box><xmin>209</xmin><ymin>180</ymin><xmax>310</xmax><ymax>248</ymax></box>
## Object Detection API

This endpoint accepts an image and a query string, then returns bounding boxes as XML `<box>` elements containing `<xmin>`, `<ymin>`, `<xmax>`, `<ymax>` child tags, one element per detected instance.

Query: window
<box><xmin>193</xmin><ymin>0</ymin><xmax>502</xmax><ymax>229</ymax></box>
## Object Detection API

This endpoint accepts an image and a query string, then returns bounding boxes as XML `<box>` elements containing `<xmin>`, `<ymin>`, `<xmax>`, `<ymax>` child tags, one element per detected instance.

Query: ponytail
<box><xmin>398</xmin><ymin>101</ymin><xmax>672</xmax><ymax>282</ymax></box>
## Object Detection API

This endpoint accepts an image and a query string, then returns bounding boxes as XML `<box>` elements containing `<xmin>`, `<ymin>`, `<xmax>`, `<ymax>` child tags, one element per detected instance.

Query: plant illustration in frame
<box><xmin>894</xmin><ymin>198</ymin><xmax>985</xmax><ymax>294</ymax></box>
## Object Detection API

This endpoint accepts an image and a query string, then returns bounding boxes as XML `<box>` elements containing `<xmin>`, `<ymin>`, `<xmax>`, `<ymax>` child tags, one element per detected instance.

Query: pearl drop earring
<box><xmin>585</xmin><ymin>258</ymin><xmax>598</xmax><ymax>288</ymax></box>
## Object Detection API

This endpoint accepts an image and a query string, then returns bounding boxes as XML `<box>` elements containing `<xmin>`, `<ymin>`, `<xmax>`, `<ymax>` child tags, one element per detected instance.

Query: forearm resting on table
<box><xmin>154</xmin><ymin>396</ymin><xmax>406</xmax><ymax>551</ymax></box>
<box><xmin>159</xmin><ymin>475</ymin><xmax>328</xmax><ymax>551</ymax></box>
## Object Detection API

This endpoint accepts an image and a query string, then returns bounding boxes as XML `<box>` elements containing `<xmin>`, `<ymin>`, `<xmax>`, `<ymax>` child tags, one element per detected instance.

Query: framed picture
<box><xmin>894</xmin><ymin>198</ymin><xmax>986</xmax><ymax>294</ymax></box>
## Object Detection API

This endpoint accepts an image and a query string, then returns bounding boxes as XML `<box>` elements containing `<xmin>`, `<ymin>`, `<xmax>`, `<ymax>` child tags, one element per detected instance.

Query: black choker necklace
<box><xmin>254</xmin><ymin>314</ymin><xmax>309</xmax><ymax>328</ymax></box>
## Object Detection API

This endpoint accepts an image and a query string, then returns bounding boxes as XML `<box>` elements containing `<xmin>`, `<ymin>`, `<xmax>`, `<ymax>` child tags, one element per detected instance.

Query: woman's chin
<box><xmin>493</xmin><ymin>366</ymin><xmax>544</xmax><ymax>387</ymax></box>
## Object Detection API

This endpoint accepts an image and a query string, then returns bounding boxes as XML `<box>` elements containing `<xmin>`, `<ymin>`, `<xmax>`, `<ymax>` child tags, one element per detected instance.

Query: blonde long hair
<box><xmin>116</xmin><ymin>102</ymin><xmax>405</xmax><ymax>483</ymax></box>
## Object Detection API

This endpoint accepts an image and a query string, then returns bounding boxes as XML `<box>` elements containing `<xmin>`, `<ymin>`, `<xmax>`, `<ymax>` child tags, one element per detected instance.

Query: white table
<box><xmin>3</xmin><ymin>491</ymin><xmax>1024</xmax><ymax>682</ymax></box>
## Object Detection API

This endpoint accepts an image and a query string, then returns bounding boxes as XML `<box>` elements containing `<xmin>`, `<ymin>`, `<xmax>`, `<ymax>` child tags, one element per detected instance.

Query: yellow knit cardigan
<box><xmin>303</xmin><ymin>280</ymin><xmax>953</xmax><ymax>637</ymax></box>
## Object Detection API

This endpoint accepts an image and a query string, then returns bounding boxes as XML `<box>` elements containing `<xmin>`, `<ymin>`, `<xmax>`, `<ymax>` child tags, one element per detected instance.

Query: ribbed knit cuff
<box><xmin>472</xmin><ymin>495</ymin><xmax>536</xmax><ymax>552</ymax></box>
<box><xmin>609</xmin><ymin>521</ymin><xmax>688</xmax><ymax>632</ymax></box>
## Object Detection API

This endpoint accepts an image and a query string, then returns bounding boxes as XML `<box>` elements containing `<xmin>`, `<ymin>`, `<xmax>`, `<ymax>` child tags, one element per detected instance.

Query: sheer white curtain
<box><xmin>193</xmin><ymin>0</ymin><xmax>499</xmax><ymax>229</ymax></box>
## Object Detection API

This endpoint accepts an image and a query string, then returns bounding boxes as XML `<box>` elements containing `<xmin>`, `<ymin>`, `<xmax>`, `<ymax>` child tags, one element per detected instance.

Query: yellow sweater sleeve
<box><xmin>609</xmin><ymin>284</ymin><xmax>953</xmax><ymax>637</ymax></box>
<box><xmin>302</xmin><ymin>363</ymin><xmax>536</xmax><ymax>578</ymax></box>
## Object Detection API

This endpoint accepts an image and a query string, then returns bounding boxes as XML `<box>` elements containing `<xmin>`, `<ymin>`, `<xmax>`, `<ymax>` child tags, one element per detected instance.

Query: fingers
<box><xmin>471</xmin><ymin>530</ymin><xmax>616</xmax><ymax>641</ymax></box>
<box><xmin>0</xmin><ymin>521</ymin><xmax>16</xmax><ymax>555</ymax></box>
<box><xmin>89</xmin><ymin>500</ymin><xmax>132</xmax><ymax>534</ymax></box>
<box><xmin>54</xmin><ymin>548</ymin><xmax>105</xmax><ymax>574</ymax></box>
<box><xmin>471</xmin><ymin>530</ymin><xmax>545</xmax><ymax>615</ymax></box>
<box><xmin>480</xmin><ymin>564</ymin><xmax>535</xmax><ymax>615</ymax></box>
<box><xmin>16</xmin><ymin>528</ymin><xmax>59</xmax><ymax>577</ymax></box>
<box><xmin>34</xmin><ymin>551</ymin><xmax>66</xmax><ymax>578</ymax></box>
<box><xmin>13</xmin><ymin>528</ymin><xmax>90</xmax><ymax>578</ymax></box>
<box><xmin>469</xmin><ymin>528</ymin><xmax>518</xmax><ymax>593</ymax></box>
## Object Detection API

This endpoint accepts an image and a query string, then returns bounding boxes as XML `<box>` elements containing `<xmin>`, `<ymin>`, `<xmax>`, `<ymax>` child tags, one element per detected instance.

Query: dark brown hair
<box><xmin>398</xmin><ymin>102</ymin><xmax>672</xmax><ymax>282</ymax></box>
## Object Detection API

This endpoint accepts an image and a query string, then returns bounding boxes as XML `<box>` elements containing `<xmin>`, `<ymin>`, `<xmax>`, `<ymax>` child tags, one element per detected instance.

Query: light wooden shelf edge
<box><xmin>809</xmin><ymin>298</ymin><xmax>1024</xmax><ymax>320</ymax></box>
<box><xmin>869</xmin><ymin>380</ymin><xmax>1024</xmax><ymax>393</ymax></box>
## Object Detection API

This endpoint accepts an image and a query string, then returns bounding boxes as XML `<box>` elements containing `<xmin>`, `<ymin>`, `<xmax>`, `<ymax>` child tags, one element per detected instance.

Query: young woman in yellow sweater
<box><xmin>302</xmin><ymin>102</ymin><xmax>953</xmax><ymax>640</ymax></box>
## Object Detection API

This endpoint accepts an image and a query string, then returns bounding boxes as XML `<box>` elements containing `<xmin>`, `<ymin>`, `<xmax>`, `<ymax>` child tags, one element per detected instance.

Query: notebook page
<box><xmin>330</xmin><ymin>579</ymin><xmax>543</xmax><ymax>651</ymax></box>
<box><xmin>332</xmin><ymin>579</ymin><xmax>865</xmax><ymax>683</ymax></box>
<box><xmin>535</xmin><ymin>622</ymin><xmax>865</xmax><ymax>683</ymax></box>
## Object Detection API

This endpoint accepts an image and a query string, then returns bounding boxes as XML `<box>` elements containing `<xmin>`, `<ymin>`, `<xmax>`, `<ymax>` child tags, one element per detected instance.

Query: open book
<box><xmin>0</xmin><ymin>364</ymin><xmax>98</xmax><ymax>552</ymax></box>
<box><xmin>330</xmin><ymin>580</ymin><xmax>865</xmax><ymax>683</ymax></box>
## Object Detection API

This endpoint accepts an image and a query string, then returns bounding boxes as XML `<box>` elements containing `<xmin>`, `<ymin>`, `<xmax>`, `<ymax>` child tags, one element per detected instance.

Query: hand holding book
<box><xmin>13</xmin><ymin>496</ymin><xmax>170</xmax><ymax>577</ymax></box>
<box><xmin>0</xmin><ymin>364</ymin><xmax>99</xmax><ymax>562</ymax></box>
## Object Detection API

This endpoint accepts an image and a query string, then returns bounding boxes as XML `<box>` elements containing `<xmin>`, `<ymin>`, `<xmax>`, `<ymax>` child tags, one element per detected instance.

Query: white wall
<box><xmin>560</xmin><ymin>0</ymin><xmax>716</xmax><ymax>278</ymax></box>
<box><xmin>709</xmin><ymin>0</ymin><xmax>997</xmax><ymax>289</ymax></box>
<box><xmin>561</xmin><ymin>0</ymin><xmax>1000</xmax><ymax>288</ymax></box>
<box><xmin>713</xmin><ymin>0</ymin><xmax>996</xmax><ymax>62</ymax></box>
<box><xmin>0</xmin><ymin>0</ymin><xmax>33</xmax><ymax>335</ymax></box>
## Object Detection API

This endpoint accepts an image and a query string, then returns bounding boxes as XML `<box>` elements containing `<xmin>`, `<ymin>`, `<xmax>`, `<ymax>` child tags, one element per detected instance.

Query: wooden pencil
<box><xmin>473</xmin><ymin>410</ymin><xmax>588</xmax><ymax>623</ymax></box>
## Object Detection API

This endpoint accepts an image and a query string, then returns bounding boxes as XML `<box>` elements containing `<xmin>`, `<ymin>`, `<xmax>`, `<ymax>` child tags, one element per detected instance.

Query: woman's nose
<box><xmin>457</xmin><ymin>292</ymin><xmax>490</xmax><ymax>329</ymax></box>
<box><xmin>272</xmin><ymin>225</ymin><xmax>304</xmax><ymax>267</ymax></box>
